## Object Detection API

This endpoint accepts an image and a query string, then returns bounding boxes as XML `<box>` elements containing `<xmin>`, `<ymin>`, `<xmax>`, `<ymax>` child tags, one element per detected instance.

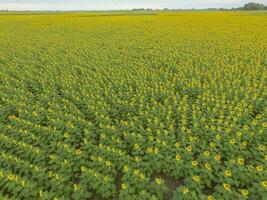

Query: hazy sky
<box><xmin>0</xmin><ymin>0</ymin><xmax>266</xmax><ymax>10</ymax></box>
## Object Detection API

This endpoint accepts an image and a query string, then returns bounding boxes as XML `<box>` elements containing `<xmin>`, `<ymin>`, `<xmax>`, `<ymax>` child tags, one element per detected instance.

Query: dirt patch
<box><xmin>115</xmin><ymin>172</ymin><xmax>123</xmax><ymax>192</ymax></box>
<box><xmin>153</xmin><ymin>173</ymin><xmax>183</xmax><ymax>200</ymax></box>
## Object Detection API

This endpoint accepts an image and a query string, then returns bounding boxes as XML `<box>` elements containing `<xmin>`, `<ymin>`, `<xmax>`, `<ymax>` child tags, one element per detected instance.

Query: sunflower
<box><xmin>121</xmin><ymin>183</ymin><xmax>128</xmax><ymax>190</ymax></box>
<box><xmin>186</xmin><ymin>146</ymin><xmax>193</xmax><ymax>152</ymax></box>
<box><xmin>224</xmin><ymin>170</ymin><xmax>232</xmax><ymax>177</ymax></box>
<box><xmin>240</xmin><ymin>189</ymin><xmax>249</xmax><ymax>196</ymax></box>
<box><xmin>223</xmin><ymin>183</ymin><xmax>231</xmax><ymax>191</ymax></box>
<box><xmin>75</xmin><ymin>149</ymin><xmax>81</xmax><ymax>155</ymax></box>
<box><xmin>256</xmin><ymin>165</ymin><xmax>263</xmax><ymax>172</ymax></box>
<box><xmin>192</xmin><ymin>160</ymin><xmax>198</xmax><ymax>167</ymax></box>
<box><xmin>204</xmin><ymin>151</ymin><xmax>210</xmax><ymax>157</ymax></box>
<box><xmin>229</xmin><ymin>139</ymin><xmax>236</xmax><ymax>144</ymax></box>
<box><xmin>155</xmin><ymin>177</ymin><xmax>162</xmax><ymax>185</ymax></box>
<box><xmin>215</xmin><ymin>155</ymin><xmax>221</xmax><ymax>161</ymax></box>
<box><xmin>261</xmin><ymin>181</ymin><xmax>267</xmax><ymax>188</ymax></box>
<box><xmin>176</xmin><ymin>154</ymin><xmax>181</xmax><ymax>161</ymax></box>
<box><xmin>123</xmin><ymin>165</ymin><xmax>129</xmax><ymax>172</ymax></box>
<box><xmin>238</xmin><ymin>158</ymin><xmax>244</xmax><ymax>165</ymax></box>
<box><xmin>81</xmin><ymin>166</ymin><xmax>87</xmax><ymax>172</ymax></box>
<box><xmin>208</xmin><ymin>195</ymin><xmax>214</xmax><ymax>200</ymax></box>
<box><xmin>105</xmin><ymin>160</ymin><xmax>111</xmax><ymax>166</ymax></box>
<box><xmin>205</xmin><ymin>163</ymin><xmax>211</xmax><ymax>170</ymax></box>
<box><xmin>193</xmin><ymin>175</ymin><xmax>200</xmax><ymax>182</ymax></box>
<box><xmin>182</xmin><ymin>187</ymin><xmax>189</xmax><ymax>194</ymax></box>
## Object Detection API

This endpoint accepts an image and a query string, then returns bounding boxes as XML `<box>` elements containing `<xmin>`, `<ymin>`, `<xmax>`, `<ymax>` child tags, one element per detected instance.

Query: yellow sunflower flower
<box><xmin>229</xmin><ymin>139</ymin><xmax>236</xmax><ymax>144</ymax></box>
<box><xmin>204</xmin><ymin>151</ymin><xmax>210</xmax><ymax>157</ymax></box>
<box><xmin>240</xmin><ymin>189</ymin><xmax>249</xmax><ymax>196</ymax></box>
<box><xmin>261</xmin><ymin>181</ymin><xmax>267</xmax><ymax>188</ymax></box>
<box><xmin>208</xmin><ymin>195</ymin><xmax>214</xmax><ymax>200</ymax></box>
<box><xmin>105</xmin><ymin>160</ymin><xmax>111</xmax><ymax>166</ymax></box>
<box><xmin>186</xmin><ymin>146</ymin><xmax>192</xmax><ymax>152</ymax></box>
<box><xmin>215</xmin><ymin>155</ymin><xmax>221</xmax><ymax>161</ymax></box>
<box><xmin>155</xmin><ymin>177</ymin><xmax>162</xmax><ymax>185</ymax></box>
<box><xmin>123</xmin><ymin>165</ymin><xmax>129</xmax><ymax>172</ymax></box>
<box><xmin>238</xmin><ymin>158</ymin><xmax>244</xmax><ymax>165</ymax></box>
<box><xmin>121</xmin><ymin>183</ymin><xmax>128</xmax><ymax>190</ymax></box>
<box><xmin>75</xmin><ymin>149</ymin><xmax>81</xmax><ymax>155</ymax></box>
<box><xmin>205</xmin><ymin>163</ymin><xmax>211</xmax><ymax>170</ymax></box>
<box><xmin>192</xmin><ymin>160</ymin><xmax>198</xmax><ymax>167</ymax></box>
<box><xmin>182</xmin><ymin>187</ymin><xmax>189</xmax><ymax>194</ymax></box>
<box><xmin>223</xmin><ymin>183</ymin><xmax>230</xmax><ymax>191</ymax></box>
<box><xmin>176</xmin><ymin>154</ymin><xmax>181</xmax><ymax>161</ymax></box>
<box><xmin>256</xmin><ymin>165</ymin><xmax>263</xmax><ymax>172</ymax></box>
<box><xmin>193</xmin><ymin>175</ymin><xmax>200</xmax><ymax>182</ymax></box>
<box><xmin>224</xmin><ymin>170</ymin><xmax>232</xmax><ymax>177</ymax></box>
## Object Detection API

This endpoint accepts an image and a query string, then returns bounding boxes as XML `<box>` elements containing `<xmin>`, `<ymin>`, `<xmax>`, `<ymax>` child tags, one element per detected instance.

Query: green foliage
<box><xmin>0</xmin><ymin>11</ymin><xmax>266</xmax><ymax>200</ymax></box>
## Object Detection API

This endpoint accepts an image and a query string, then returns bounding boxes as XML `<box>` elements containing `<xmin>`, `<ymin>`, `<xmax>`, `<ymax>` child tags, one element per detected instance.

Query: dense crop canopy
<box><xmin>0</xmin><ymin>11</ymin><xmax>266</xmax><ymax>200</ymax></box>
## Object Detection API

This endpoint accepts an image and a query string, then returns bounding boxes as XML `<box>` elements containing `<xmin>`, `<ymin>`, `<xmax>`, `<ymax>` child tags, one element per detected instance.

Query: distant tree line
<box><xmin>235</xmin><ymin>2</ymin><xmax>267</xmax><ymax>10</ymax></box>
<box><xmin>131</xmin><ymin>2</ymin><xmax>267</xmax><ymax>11</ymax></box>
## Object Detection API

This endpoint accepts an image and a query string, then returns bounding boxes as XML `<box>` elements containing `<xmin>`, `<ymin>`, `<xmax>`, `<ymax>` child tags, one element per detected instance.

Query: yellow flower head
<box><xmin>186</xmin><ymin>146</ymin><xmax>192</xmax><ymax>152</ymax></box>
<box><xmin>147</xmin><ymin>147</ymin><xmax>153</xmax><ymax>153</ymax></box>
<box><xmin>21</xmin><ymin>180</ymin><xmax>25</xmax><ymax>187</ymax></box>
<box><xmin>155</xmin><ymin>177</ymin><xmax>162</xmax><ymax>185</ymax></box>
<box><xmin>205</xmin><ymin>163</ymin><xmax>211</xmax><ymax>170</ymax></box>
<box><xmin>105</xmin><ymin>161</ymin><xmax>111</xmax><ymax>166</ymax></box>
<box><xmin>224</xmin><ymin>170</ymin><xmax>232</xmax><ymax>177</ymax></box>
<box><xmin>223</xmin><ymin>183</ymin><xmax>230</xmax><ymax>191</ymax></box>
<box><xmin>104</xmin><ymin>176</ymin><xmax>108</xmax><ymax>181</ymax></box>
<box><xmin>210</xmin><ymin>142</ymin><xmax>216</xmax><ymax>147</ymax></box>
<box><xmin>121</xmin><ymin>183</ymin><xmax>128</xmax><ymax>190</ymax></box>
<box><xmin>176</xmin><ymin>154</ymin><xmax>181</xmax><ymax>161</ymax></box>
<box><xmin>192</xmin><ymin>160</ymin><xmax>198</xmax><ymax>167</ymax></box>
<box><xmin>134</xmin><ymin>169</ymin><xmax>140</xmax><ymax>175</ymax></box>
<box><xmin>259</xmin><ymin>144</ymin><xmax>265</xmax><ymax>151</ymax></box>
<box><xmin>7</xmin><ymin>175</ymin><xmax>15</xmax><ymax>181</ymax></box>
<box><xmin>230</xmin><ymin>139</ymin><xmax>236</xmax><ymax>144</ymax></box>
<box><xmin>175</xmin><ymin>142</ymin><xmax>180</xmax><ymax>147</ymax></box>
<box><xmin>135</xmin><ymin>156</ymin><xmax>140</xmax><ymax>162</ymax></box>
<box><xmin>182</xmin><ymin>187</ymin><xmax>189</xmax><ymax>194</ymax></box>
<box><xmin>256</xmin><ymin>165</ymin><xmax>263</xmax><ymax>172</ymax></box>
<box><xmin>64</xmin><ymin>132</ymin><xmax>69</xmax><ymax>138</ymax></box>
<box><xmin>240</xmin><ymin>189</ymin><xmax>249</xmax><ymax>196</ymax></box>
<box><xmin>98</xmin><ymin>156</ymin><xmax>103</xmax><ymax>162</ymax></box>
<box><xmin>204</xmin><ymin>151</ymin><xmax>210</xmax><ymax>157</ymax></box>
<box><xmin>75</xmin><ymin>149</ymin><xmax>81</xmax><ymax>155</ymax></box>
<box><xmin>154</xmin><ymin>147</ymin><xmax>159</xmax><ymax>154</ymax></box>
<box><xmin>81</xmin><ymin>166</ymin><xmax>87</xmax><ymax>172</ymax></box>
<box><xmin>123</xmin><ymin>165</ymin><xmax>129</xmax><ymax>172</ymax></box>
<box><xmin>193</xmin><ymin>175</ymin><xmax>200</xmax><ymax>182</ymax></box>
<box><xmin>236</xmin><ymin>132</ymin><xmax>242</xmax><ymax>137</ymax></box>
<box><xmin>50</xmin><ymin>154</ymin><xmax>56</xmax><ymax>160</ymax></box>
<box><xmin>261</xmin><ymin>181</ymin><xmax>267</xmax><ymax>188</ymax></box>
<box><xmin>215</xmin><ymin>155</ymin><xmax>221</xmax><ymax>161</ymax></box>
<box><xmin>73</xmin><ymin>183</ymin><xmax>78</xmax><ymax>191</ymax></box>
<box><xmin>242</xmin><ymin>141</ymin><xmax>247</xmax><ymax>147</ymax></box>
<box><xmin>208</xmin><ymin>195</ymin><xmax>214</xmax><ymax>200</ymax></box>
<box><xmin>238</xmin><ymin>158</ymin><xmax>244</xmax><ymax>165</ymax></box>
<box><xmin>134</xmin><ymin>143</ymin><xmax>139</xmax><ymax>149</ymax></box>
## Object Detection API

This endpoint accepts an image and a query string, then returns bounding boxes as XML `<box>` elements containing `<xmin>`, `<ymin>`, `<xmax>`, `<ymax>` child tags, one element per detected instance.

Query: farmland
<box><xmin>0</xmin><ymin>11</ymin><xmax>266</xmax><ymax>200</ymax></box>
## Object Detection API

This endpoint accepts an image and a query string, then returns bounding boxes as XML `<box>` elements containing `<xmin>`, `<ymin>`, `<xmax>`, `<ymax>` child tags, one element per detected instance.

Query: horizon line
<box><xmin>0</xmin><ymin>7</ymin><xmax>258</xmax><ymax>12</ymax></box>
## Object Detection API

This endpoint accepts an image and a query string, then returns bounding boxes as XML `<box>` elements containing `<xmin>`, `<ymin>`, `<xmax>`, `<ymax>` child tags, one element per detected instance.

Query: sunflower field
<box><xmin>0</xmin><ymin>11</ymin><xmax>266</xmax><ymax>200</ymax></box>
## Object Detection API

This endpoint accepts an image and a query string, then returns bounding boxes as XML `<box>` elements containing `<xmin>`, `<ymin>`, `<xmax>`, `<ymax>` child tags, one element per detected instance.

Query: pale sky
<box><xmin>0</xmin><ymin>0</ymin><xmax>266</xmax><ymax>11</ymax></box>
